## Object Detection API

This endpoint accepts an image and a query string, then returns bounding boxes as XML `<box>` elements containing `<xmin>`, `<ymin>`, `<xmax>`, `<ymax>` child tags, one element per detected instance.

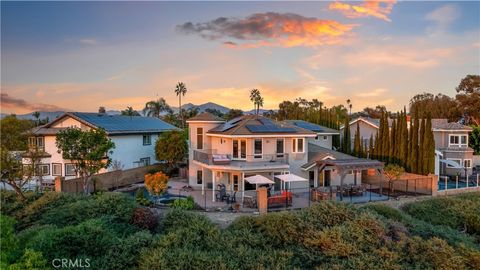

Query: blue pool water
<box><xmin>438</xmin><ymin>179</ymin><xmax>478</xmax><ymax>191</ymax></box>
<box><xmin>124</xmin><ymin>187</ymin><xmax>186</xmax><ymax>204</ymax></box>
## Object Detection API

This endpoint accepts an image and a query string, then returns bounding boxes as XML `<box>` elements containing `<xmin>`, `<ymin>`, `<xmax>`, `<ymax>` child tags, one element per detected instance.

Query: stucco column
<box><xmin>201</xmin><ymin>167</ymin><xmax>205</xmax><ymax>195</ymax></box>
<box><xmin>314</xmin><ymin>169</ymin><xmax>318</xmax><ymax>188</ymax></box>
<box><xmin>257</xmin><ymin>187</ymin><xmax>268</xmax><ymax>215</ymax></box>
<box><xmin>241</xmin><ymin>172</ymin><xmax>245</xmax><ymax>203</ymax></box>
<box><xmin>212</xmin><ymin>170</ymin><xmax>216</xmax><ymax>202</ymax></box>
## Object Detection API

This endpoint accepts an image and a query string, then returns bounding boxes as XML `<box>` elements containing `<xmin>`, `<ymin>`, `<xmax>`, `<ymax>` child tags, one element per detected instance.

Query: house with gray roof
<box><xmin>23</xmin><ymin>112</ymin><xmax>178</xmax><ymax>181</ymax></box>
<box><xmin>187</xmin><ymin>113</ymin><xmax>382</xmax><ymax>202</ymax></box>
<box><xmin>340</xmin><ymin>117</ymin><xmax>473</xmax><ymax>176</ymax></box>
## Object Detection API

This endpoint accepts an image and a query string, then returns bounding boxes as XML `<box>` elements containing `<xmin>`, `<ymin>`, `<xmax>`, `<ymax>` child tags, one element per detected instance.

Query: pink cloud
<box><xmin>329</xmin><ymin>0</ymin><xmax>397</xmax><ymax>22</ymax></box>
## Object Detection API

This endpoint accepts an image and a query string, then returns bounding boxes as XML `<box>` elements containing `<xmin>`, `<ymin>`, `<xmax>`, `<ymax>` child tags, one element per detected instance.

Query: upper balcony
<box><xmin>193</xmin><ymin>149</ymin><xmax>289</xmax><ymax>170</ymax></box>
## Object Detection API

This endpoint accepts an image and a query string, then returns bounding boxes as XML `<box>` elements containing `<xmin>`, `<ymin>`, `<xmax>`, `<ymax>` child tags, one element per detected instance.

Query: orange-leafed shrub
<box><xmin>144</xmin><ymin>172</ymin><xmax>169</xmax><ymax>196</ymax></box>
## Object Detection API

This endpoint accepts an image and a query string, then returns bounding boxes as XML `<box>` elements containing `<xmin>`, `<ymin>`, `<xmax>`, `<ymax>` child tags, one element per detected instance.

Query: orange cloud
<box><xmin>177</xmin><ymin>12</ymin><xmax>357</xmax><ymax>48</ymax></box>
<box><xmin>329</xmin><ymin>0</ymin><xmax>397</xmax><ymax>22</ymax></box>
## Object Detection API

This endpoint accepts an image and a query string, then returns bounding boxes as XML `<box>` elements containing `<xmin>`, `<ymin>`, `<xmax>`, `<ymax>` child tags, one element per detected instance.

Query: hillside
<box><xmin>1</xmin><ymin>191</ymin><xmax>479</xmax><ymax>269</ymax></box>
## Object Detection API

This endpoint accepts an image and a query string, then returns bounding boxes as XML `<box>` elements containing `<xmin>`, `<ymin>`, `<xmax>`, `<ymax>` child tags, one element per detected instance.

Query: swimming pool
<box><xmin>438</xmin><ymin>179</ymin><xmax>478</xmax><ymax>191</ymax></box>
<box><xmin>123</xmin><ymin>186</ymin><xmax>187</xmax><ymax>204</ymax></box>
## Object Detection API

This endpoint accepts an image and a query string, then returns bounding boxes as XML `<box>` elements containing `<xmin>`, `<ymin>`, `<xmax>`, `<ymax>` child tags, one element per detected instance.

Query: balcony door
<box><xmin>232</xmin><ymin>139</ymin><xmax>246</xmax><ymax>160</ymax></box>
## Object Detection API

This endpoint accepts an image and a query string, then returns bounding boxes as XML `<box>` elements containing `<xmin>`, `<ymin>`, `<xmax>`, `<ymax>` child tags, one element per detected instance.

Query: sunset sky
<box><xmin>1</xmin><ymin>1</ymin><xmax>479</xmax><ymax>114</ymax></box>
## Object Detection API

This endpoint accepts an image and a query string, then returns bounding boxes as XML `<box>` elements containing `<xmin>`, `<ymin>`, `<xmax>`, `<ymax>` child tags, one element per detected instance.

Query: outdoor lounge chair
<box><xmin>267</xmin><ymin>191</ymin><xmax>292</xmax><ymax>208</ymax></box>
<box><xmin>212</xmin><ymin>154</ymin><xmax>231</xmax><ymax>165</ymax></box>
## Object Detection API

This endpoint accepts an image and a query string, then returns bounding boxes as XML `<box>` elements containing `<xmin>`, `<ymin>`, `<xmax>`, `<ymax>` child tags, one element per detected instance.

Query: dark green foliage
<box><xmin>0</xmin><ymin>115</ymin><xmax>34</xmax><ymax>151</ymax></box>
<box><xmin>470</xmin><ymin>125</ymin><xmax>480</xmax><ymax>155</ymax></box>
<box><xmin>1</xmin><ymin>214</ymin><xmax>18</xmax><ymax>267</ymax></box>
<box><xmin>155</xmin><ymin>130</ymin><xmax>188</xmax><ymax>167</ymax></box>
<box><xmin>3</xmin><ymin>190</ymin><xmax>480</xmax><ymax>270</ymax></box>
<box><xmin>171</xmin><ymin>196</ymin><xmax>195</xmax><ymax>210</ymax></box>
<box><xmin>353</xmin><ymin>122</ymin><xmax>361</xmax><ymax>157</ymax></box>
<box><xmin>402</xmin><ymin>193</ymin><xmax>480</xmax><ymax>237</ymax></box>
<box><xmin>342</xmin><ymin>116</ymin><xmax>351</xmax><ymax>154</ymax></box>
<box><xmin>36</xmin><ymin>192</ymin><xmax>136</xmax><ymax>228</ymax></box>
<box><xmin>8</xmin><ymin>249</ymin><xmax>48</xmax><ymax>270</ymax></box>
<box><xmin>135</xmin><ymin>188</ymin><xmax>151</xmax><ymax>206</ymax></box>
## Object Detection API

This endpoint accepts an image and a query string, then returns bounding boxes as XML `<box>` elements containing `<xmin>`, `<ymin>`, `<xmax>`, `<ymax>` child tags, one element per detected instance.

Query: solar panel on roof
<box><xmin>213</xmin><ymin>116</ymin><xmax>244</xmax><ymax>132</ymax></box>
<box><xmin>72</xmin><ymin>113</ymin><xmax>177</xmax><ymax>133</ymax></box>
<box><xmin>246</xmin><ymin>125</ymin><xmax>296</xmax><ymax>133</ymax></box>
<box><xmin>293</xmin><ymin>121</ymin><xmax>323</xmax><ymax>132</ymax></box>
<box><xmin>259</xmin><ymin>118</ymin><xmax>274</xmax><ymax>125</ymax></box>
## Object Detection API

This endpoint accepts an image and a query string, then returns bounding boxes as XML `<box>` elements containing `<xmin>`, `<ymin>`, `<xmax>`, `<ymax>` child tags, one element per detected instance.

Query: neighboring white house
<box><xmin>187</xmin><ymin>112</ymin><xmax>382</xmax><ymax>201</ymax></box>
<box><xmin>22</xmin><ymin>112</ymin><xmax>178</xmax><ymax>181</ymax></box>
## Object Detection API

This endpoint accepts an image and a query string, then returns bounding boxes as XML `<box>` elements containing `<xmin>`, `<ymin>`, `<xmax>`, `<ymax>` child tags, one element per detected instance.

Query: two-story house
<box><xmin>340</xmin><ymin>117</ymin><xmax>473</xmax><ymax>176</ymax></box>
<box><xmin>22</xmin><ymin>112</ymin><xmax>178</xmax><ymax>182</ymax></box>
<box><xmin>433</xmin><ymin>120</ymin><xmax>473</xmax><ymax>176</ymax></box>
<box><xmin>188</xmin><ymin>113</ymin><xmax>382</xmax><ymax>201</ymax></box>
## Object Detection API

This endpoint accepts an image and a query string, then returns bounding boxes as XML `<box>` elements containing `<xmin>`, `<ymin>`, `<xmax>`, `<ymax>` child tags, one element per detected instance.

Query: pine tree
<box><xmin>353</xmin><ymin>122</ymin><xmax>361</xmax><ymax>157</ymax></box>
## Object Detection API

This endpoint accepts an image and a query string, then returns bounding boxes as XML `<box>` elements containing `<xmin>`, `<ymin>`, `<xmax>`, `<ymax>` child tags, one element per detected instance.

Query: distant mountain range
<box><xmin>1</xmin><ymin>102</ymin><xmax>275</xmax><ymax>121</ymax></box>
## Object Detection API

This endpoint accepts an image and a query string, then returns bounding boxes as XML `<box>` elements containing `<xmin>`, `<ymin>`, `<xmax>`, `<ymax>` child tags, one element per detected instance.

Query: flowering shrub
<box><xmin>144</xmin><ymin>172</ymin><xmax>168</xmax><ymax>196</ymax></box>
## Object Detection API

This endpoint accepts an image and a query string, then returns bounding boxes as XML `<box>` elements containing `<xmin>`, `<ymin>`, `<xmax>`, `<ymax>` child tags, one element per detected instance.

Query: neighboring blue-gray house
<box><xmin>23</xmin><ymin>112</ymin><xmax>178</xmax><ymax>181</ymax></box>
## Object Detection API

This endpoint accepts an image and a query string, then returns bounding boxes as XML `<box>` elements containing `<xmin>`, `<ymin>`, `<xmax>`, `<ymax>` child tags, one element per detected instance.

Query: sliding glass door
<box><xmin>232</xmin><ymin>139</ymin><xmax>246</xmax><ymax>159</ymax></box>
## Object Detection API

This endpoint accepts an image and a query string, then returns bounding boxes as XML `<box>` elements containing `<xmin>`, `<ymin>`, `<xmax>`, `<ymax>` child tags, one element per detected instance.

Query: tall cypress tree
<box><xmin>353</xmin><ymin>122</ymin><xmax>361</xmax><ymax>157</ymax></box>
<box><xmin>425</xmin><ymin>113</ymin><xmax>435</xmax><ymax>175</ymax></box>
<box><xmin>369</xmin><ymin>134</ymin><xmax>374</xmax><ymax>159</ymax></box>
<box><xmin>374</xmin><ymin>132</ymin><xmax>380</xmax><ymax>160</ymax></box>
<box><xmin>342</xmin><ymin>116</ymin><xmax>351</xmax><ymax>154</ymax></box>
<box><xmin>390</xmin><ymin>119</ymin><xmax>396</xmax><ymax>164</ymax></box>
<box><xmin>411</xmin><ymin>111</ymin><xmax>419</xmax><ymax>173</ymax></box>
<box><xmin>382</xmin><ymin>113</ymin><xmax>390</xmax><ymax>162</ymax></box>
<box><xmin>401</xmin><ymin>108</ymin><xmax>409</xmax><ymax>168</ymax></box>
<box><xmin>419</xmin><ymin>117</ymin><xmax>426</xmax><ymax>174</ymax></box>
<box><xmin>407</xmin><ymin>115</ymin><xmax>413</xmax><ymax>172</ymax></box>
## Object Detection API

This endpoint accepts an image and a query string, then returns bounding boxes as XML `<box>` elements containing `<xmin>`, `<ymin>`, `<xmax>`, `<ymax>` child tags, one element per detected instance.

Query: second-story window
<box><xmin>28</xmin><ymin>137</ymin><xmax>44</xmax><ymax>149</ymax></box>
<box><xmin>449</xmin><ymin>134</ymin><xmax>468</xmax><ymax>147</ymax></box>
<box><xmin>292</xmin><ymin>138</ymin><xmax>304</xmax><ymax>153</ymax></box>
<box><xmin>197</xmin><ymin>127</ymin><xmax>203</xmax><ymax>150</ymax></box>
<box><xmin>254</xmin><ymin>139</ymin><xmax>262</xmax><ymax>159</ymax></box>
<box><xmin>276</xmin><ymin>139</ymin><xmax>284</xmax><ymax>158</ymax></box>
<box><xmin>143</xmin><ymin>134</ymin><xmax>151</xmax><ymax>145</ymax></box>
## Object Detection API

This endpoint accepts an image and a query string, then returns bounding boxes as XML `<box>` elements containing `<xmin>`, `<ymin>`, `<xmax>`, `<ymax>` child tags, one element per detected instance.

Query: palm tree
<box><xmin>143</xmin><ymin>98</ymin><xmax>171</xmax><ymax>118</ymax></box>
<box><xmin>121</xmin><ymin>106</ymin><xmax>140</xmax><ymax>116</ymax></box>
<box><xmin>346</xmin><ymin>99</ymin><xmax>352</xmax><ymax>115</ymax></box>
<box><xmin>174</xmin><ymin>82</ymin><xmax>188</xmax><ymax>128</ymax></box>
<box><xmin>32</xmin><ymin>111</ymin><xmax>40</xmax><ymax>126</ymax></box>
<box><xmin>250</xmin><ymin>89</ymin><xmax>264</xmax><ymax>115</ymax></box>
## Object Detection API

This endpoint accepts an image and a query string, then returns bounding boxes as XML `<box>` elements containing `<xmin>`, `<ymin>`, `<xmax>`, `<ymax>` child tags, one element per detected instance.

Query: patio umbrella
<box><xmin>244</xmin><ymin>174</ymin><xmax>275</xmax><ymax>185</ymax></box>
<box><xmin>275</xmin><ymin>173</ymin><xmax>308</xmax><ymax>190</ymax></box>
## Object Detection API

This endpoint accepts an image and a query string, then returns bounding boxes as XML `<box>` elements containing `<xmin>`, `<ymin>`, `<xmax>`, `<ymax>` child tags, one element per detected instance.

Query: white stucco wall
<box><xmin>307</xmin><ymin>135</ymin><xmax>333</xmax><ymax>149</ymax></box>
<box><xmin>22</xmin><ymin>116</ymin><xmax>163</xmax><ymax>181</ymax></box>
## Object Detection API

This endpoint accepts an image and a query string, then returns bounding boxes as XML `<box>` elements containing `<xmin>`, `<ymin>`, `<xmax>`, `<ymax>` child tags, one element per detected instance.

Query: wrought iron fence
<box><xmin>156</xmin><ymin>180</ymin><xmax>432</xmax><ymax>212</ymax></box>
